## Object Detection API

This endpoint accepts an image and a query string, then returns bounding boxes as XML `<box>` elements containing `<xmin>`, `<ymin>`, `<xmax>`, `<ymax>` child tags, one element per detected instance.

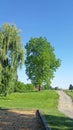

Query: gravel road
<box><xmin>57</xmin><ymin>90</ymin><xmax>73</xmax><ymax>119</ymax></box>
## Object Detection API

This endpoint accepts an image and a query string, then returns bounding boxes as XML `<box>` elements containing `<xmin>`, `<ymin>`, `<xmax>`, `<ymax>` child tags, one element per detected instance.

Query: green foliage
<box><xmin>69</xmin><ymin>84</ymin><xmax>73</xmax><ymax>90</ymax></box>
<box><xmin>42</xmin><ymin>84</ymin><xmax>53</xmax><ymax>90</ymax></box>
<box><xmin>0</xmin><ymin>23</ymin><xmax>24</xmax><ymax>96</ymax></box>
<box><xmin>14</xmin><ymin>81</ymin><xmax>34</xmax><ymax>92</ymax></box>
<box><xmin>25</xmin><ymin>37</ymin><xmax>61</xmax><ymax>88</ymax></box>
<box><xmin>54</xmin><ymin>86</ymin><xmax>59</xmax><ymax>90</ymax></box>
<box><xmin>64</xmin><ymin>90</ymin><xmax>73</xmax><ymax>99</ymax></box>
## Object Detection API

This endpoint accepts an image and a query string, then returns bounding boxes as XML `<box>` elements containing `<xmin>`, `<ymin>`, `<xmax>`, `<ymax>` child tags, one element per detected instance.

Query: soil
<box><xmin>0</xmin><ymin>109</ymin><xmax>40</xmax><ymax>130</ymax></box>
<box><xmin>57</xmin><ymin>90</ymin><xmax>73</xmax><ymax>119</ymax></box>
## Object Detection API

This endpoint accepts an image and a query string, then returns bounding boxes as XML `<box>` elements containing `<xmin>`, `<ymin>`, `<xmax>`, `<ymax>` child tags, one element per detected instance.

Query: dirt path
<box><xmin>57</xmin><ymin>90</ymin><xmax>73</xmax><ymax>119</ymax></box>
<box><xmin>0</xmin><ymin>109</ymin><xmax>41</xmax><ymax>130</ymax></box>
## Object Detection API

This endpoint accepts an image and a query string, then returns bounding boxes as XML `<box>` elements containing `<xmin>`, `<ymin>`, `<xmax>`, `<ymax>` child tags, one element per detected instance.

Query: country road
<box><xmin>57</xmin><ymin>90</ymin><xmax>73</xmax><ymax>119</ymax></box>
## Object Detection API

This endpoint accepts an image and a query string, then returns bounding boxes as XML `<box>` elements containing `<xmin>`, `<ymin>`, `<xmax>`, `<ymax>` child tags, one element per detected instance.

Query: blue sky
<box><xmin>0</xmin><ymin>0</ymin><xmax>73</xmax><ymax>89</ymax></box>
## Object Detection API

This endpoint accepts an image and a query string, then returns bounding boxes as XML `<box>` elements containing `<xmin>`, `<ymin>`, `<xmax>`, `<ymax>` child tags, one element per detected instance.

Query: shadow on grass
<box><xmin>45</xmin><ymin>114</ymin><xmax>73</xmax><ymax>130</ymax></box>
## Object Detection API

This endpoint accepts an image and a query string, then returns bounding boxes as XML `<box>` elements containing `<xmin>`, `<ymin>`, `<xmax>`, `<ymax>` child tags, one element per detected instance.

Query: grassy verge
<box><xmin>64</xmin><ymin>90</ymin><xmax>73</xmax><ymax>100</ymax></box>
<box><xmin>0</xmin><ymin>90</ymin><xmax>73</xmax><ymax>129</ymax></box>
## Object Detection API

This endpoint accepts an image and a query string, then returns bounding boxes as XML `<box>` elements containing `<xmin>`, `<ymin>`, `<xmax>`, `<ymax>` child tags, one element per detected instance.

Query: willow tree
<box><xmin>25</xmin><ymin>37</ymin><xmax>61</xmax><ymax>90</ymax></box>
<box><xmin>0</xmin><ymin>23</ymin><xmax>24</xmax><ymax>96</ymax></box>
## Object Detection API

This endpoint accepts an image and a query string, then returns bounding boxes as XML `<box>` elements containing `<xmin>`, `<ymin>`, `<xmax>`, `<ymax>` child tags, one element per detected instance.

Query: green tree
<box><xmin>0</xmin><ymin>23</ymin><xmax>24</xmax><ymax>96</ymax></box>
<box><xmin>25</xmin><ymin>37</ymin><xmax>61</xmax><ymax>90</ymax></box>
<box><xmin>69</xmin><ymin>84</ymin><xmax>73</xmax><ymax>91</ymax></box>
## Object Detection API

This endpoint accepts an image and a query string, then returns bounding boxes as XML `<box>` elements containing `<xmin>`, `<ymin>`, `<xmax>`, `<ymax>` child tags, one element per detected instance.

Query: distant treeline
<box><xmin>14</xmin><ymin>81</ymin><xmax>61</xmax><ymax>93</ymax></box>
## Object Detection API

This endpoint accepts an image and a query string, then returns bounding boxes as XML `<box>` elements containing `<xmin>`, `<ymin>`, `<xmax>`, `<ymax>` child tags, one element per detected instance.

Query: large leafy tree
<box><xmin>0</xmin><ymin>23</ymin><xmax>24</xmax><ymax>96</ymax></box>
<box><xmin>25</xmin><ymin>37</ymin><xmax>61</xmax><ymax>90</ymax></box>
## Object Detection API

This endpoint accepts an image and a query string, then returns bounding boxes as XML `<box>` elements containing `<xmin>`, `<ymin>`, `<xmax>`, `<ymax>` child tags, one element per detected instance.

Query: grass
<box><xmin>0</xmin><ymin>90</ymin><xmax>73</xmax><ymax>129</ymax></box>
<box><xmin>64</xmin><ymin>90</ymin><xmax>73</xmax><ymax>100</ymax></box>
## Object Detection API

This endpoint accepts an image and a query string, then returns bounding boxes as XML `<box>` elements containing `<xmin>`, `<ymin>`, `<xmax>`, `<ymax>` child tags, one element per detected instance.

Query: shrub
<box><xmin>14</xmin><ymin>81</ymin><xmax>34</xmax><ymax>93</ymax></box>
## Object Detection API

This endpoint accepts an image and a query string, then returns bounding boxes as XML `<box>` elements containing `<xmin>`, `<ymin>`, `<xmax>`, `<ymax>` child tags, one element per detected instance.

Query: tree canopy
<box><xmin>69</xmin><ymin>84</ymin><xmax>73</xmax><ymax>90</ymax></box>
<box><xmin>25</xmin><ymin>37</ymin><xmax>61</xmax><ymax>89</ymax></box>
<box><xmin>0</xmin><ymin>23</ymin><xmax>24</xmax><ymax>96</ymax></box>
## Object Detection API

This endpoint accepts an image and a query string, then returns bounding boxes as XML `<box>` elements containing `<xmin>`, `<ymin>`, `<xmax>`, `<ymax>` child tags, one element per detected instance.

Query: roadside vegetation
<box><xmin>64</xmin><ymin>90</ymin><xmax>73</xmax><ymax>100</ymax></box>
<box><xmin>64</xmin><ymin>84</ymin><xmax>73</xmax><ymax>100</ymax></box>
<box><xmin>0</xmin><ymin>90</ymin><xmax>73</xmax><ymax>130</ymax></box>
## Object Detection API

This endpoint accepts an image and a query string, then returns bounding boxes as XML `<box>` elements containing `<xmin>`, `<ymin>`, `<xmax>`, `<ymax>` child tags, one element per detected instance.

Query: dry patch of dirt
<box><xmin>0</xmin><ymin>109</ymin><xmax>38</xmax><ymax>130</ymax></box>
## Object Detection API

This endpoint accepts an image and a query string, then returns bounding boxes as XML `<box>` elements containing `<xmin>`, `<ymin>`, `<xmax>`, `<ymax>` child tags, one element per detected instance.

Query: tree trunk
<box><xmin>38</xmin><ymin>85</ymin><xmax>41</xmax><ymax>91</ymax></box>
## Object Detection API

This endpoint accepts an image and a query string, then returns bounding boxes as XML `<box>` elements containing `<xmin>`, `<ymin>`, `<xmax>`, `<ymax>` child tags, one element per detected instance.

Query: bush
<box><xmin>54</xmin><ymin>86</ymin><xmax>59</xmax><ymax>90</ymax></box>
<box><xmin>14</xmin><ymin>81</ymin><xmax>34</xmax><ymax>93</ymax></box>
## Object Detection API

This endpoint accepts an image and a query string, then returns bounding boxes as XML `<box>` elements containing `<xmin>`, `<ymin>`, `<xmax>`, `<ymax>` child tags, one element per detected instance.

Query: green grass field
<box><xmin>0</xmin><ymin>90</ymin><xmax>73</xmax><ymax>130</ymax></box>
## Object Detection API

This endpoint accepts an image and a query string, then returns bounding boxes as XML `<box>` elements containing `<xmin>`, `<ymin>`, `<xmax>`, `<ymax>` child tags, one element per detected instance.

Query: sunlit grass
<box><xmin>64</xmin><ymin>90</ymin><xmax>73</xmax><ymax>99</ymax></box>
